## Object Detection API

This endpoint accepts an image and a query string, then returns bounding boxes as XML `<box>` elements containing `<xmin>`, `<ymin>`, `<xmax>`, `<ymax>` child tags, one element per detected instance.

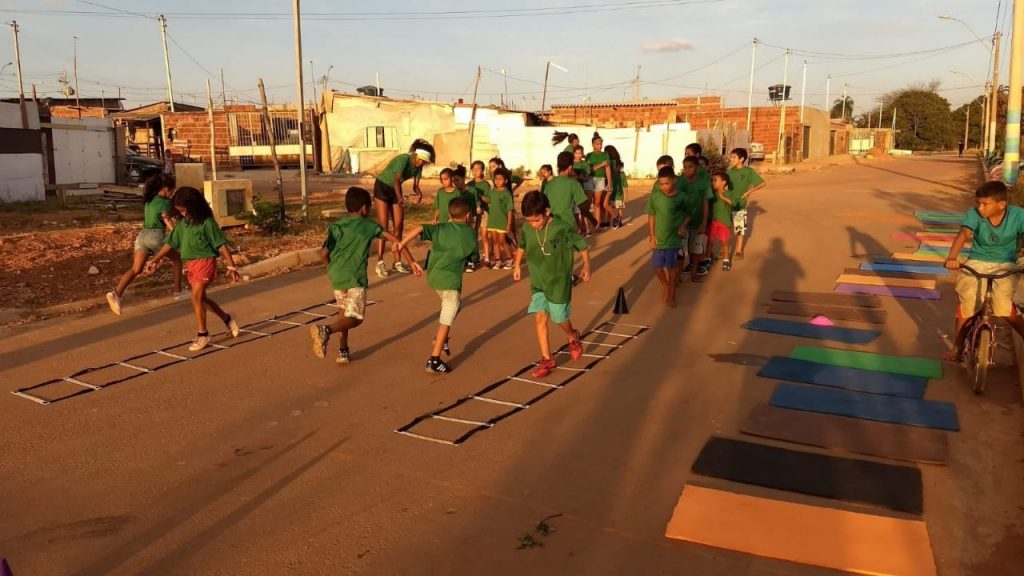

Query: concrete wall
<box><xmin>49</xmin><ymin>117</ymin><xmax>116</xmax><ymax>185</ymax></box>
<box><xmin>0</xmin><ymin>102</ymin><xmax>45</xmax><ymax>202</ymax></box>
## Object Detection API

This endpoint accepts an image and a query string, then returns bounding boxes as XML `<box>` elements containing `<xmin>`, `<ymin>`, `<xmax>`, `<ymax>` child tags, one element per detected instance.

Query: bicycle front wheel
<box><xmin>972</xmin><ymin>328</ymin><xmax>992</xmax><ymax>395</ymax></box>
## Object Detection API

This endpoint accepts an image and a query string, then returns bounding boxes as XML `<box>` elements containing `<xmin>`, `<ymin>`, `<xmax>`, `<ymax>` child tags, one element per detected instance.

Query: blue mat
<box><xmin>744</xmin><ymin>318</ymin><xmax>880</xmax><ymax>344</ymax></box>
<box><xmin>758</xmin><ymin>357</ymin><xmax>927</xmax><ymax>398</ymax></box>
<box><xmin>770</xmin><ymin>384</ymin><xmax>960</xmax><ymax>431</ymax></box>
<box><xmin>860</xmin><ymin>263</ymin><xmax>949</xmax><ymax>276</ymax></box>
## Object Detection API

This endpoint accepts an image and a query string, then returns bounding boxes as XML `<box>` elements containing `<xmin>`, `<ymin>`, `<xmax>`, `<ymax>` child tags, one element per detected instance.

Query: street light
<box><xmin>940</xmin><ymin>14</ymin><xmax>997</xmax><ymax>153</ymax></box>
<box><xmin>0</xmin><ymin>62</ymin><xmax>11</xmax><ymax>76</ymax></box>
<box><xmin>938</xmin><ymin>15</ymin><xmax>993</xmax><ymax>52</ymax></box>
<box><xmin>541</xmin><ymin>61</ymin><xmax>568</xmax><ymax>112</ymax></box>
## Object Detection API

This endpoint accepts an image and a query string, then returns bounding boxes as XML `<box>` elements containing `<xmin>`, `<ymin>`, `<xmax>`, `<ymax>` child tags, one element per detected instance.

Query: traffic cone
<box><xmin>614</xmin><ymin>287</ymin><xmax>629</xmax><ymax>315</ymax></box>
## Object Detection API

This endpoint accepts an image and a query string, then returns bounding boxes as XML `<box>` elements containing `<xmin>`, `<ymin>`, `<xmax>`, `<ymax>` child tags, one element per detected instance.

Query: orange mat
<box><xmin>835</xmin><ymin>274</ymin><xmax>937</xmax><ymax>290</ymax></box>
<box><xmin>665</xmin><ymin>485</ymin><xmax>937</xmax><ymax>576</ymax></box>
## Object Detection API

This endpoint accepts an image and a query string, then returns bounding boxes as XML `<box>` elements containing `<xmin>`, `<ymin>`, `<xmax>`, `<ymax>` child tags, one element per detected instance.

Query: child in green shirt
<box><xmin>538</xmin><ymin>164</ymin><xmax>554</xmax><ymax>194</ymax></box>
<box><xmin>470</xmin><ymin>160</ymin><xmax>491</xmax><ymax>265</ymax></box>
<box><xmin>573</xmin><ymin>144</ymin><xmax>598</xmax><ymax>236</ymax></box>
<box><xmin>451</xmin><ymin>165</ymin><xmax>481</xmax><ymax>271</ymax></box>
<box><xmin>726</xmin><ymin>147</ymin><xmax>766</xmax><ymax>259</ymax></box>
<box><xmin>647</xmin><ymin>167</ymin><xmax>690</xmax><ymax>307</ymax></box>
<box><xmin>394</xmin><ymin>197</ymin><xmax>479</xmax><ymax>373</ymax></box>
<box><xmin>709</xmin><ymin>171</ymin><xmax>744</xmax><ymax>271</ymax></box>
<box><xmin>514</xmin><ymin>191</ymin><xmax>592</xmax><ymax>379</ymax></box>
<box><xmin>677</xmin><ymin>157</ymin><xmax>713</xmax><ymax>282</ymax></box>
<box><xmin>432</xmin><ymin>167</ymin><xmax>460</xmax><ymax>224</ymax></box>
<box><xmin>605</xmin><ymin>145</ymin><xmax>626</xmax><ymax>229</ymax></box>
<box><xmin>586</xmin><ymin>132</ymin><xmax>613</xmax><ymax>228</ymax></box>
<box><xmin>310</xmin><ymin>187</ymin><xmax>413</xmax><ymax>364</ymax></box>
<box><xmin>544</xmin><ymin>152</ymin><xmax>589</xmax><ymax>227</ymax></box>
<box><xmin>485</xmin><ymin>168</ymin><xmax>516</xmax><ymax>269</ymax></box>
<box><xmin>145</xmin><ymin>186</ymin><xmax>241</xmax><ymax>352</ymax></box>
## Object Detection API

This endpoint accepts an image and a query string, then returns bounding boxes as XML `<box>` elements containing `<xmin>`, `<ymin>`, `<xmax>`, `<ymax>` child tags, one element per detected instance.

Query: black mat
<box><xmin>691</xmin><ymin>436</ymin><xmax>923</xmax><ymax>514</ymax></box>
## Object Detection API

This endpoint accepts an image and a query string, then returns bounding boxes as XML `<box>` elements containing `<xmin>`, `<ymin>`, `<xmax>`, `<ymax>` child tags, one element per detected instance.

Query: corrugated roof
<box><xmin>551</xmin><ymin>100</ymin><xmax>680</xmax><ymax>109</ymax></box>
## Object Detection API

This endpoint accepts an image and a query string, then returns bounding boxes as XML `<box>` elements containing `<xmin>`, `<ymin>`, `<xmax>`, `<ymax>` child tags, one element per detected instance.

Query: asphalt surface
<box><xmin>1</xmin><ymin>154</ymin><xmax>1022</xmax><ymax>576</ymax></box>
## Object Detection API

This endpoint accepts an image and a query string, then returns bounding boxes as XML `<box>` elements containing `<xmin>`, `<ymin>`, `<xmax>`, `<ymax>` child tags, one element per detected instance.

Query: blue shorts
<box><xmin>528</xmin><ymin>291</ymin><xmax>571</xmax><ymax>324</ymax></box>
<box><xmin>652</xmin><ymin>248</ymin><xmax>679</xmax><ymax>269</ymax></box>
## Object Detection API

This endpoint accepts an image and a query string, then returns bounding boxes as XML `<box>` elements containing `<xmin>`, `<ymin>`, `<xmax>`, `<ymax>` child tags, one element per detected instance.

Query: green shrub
<box><xmin>243</xmin><ymin>196</ymin><xmax>288</xmax><ymax>235</ymax></box>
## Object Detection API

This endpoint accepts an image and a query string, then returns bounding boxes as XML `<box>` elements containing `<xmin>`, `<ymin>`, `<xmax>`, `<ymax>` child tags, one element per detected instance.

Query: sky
<box><xmin>0</xmin><ymin>0</ymin><xmax>1012</xmax><ymax>115</ymax></box>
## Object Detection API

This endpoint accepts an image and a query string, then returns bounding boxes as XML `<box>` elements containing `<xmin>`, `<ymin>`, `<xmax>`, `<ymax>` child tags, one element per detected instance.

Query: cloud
<box><xmin>640</xmin><ymin>38</ymin><xmax>695</xmax><ymax>53</ymax></box>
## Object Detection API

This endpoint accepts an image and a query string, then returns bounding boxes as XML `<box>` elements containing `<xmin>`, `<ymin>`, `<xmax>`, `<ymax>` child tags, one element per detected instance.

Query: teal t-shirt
<box><xmin>376</xmin><ymin>153</ymin><xmax>421</xmax><ymax>187</ymax></box>
<box><xmin>961</xmin><ymin>205</ymin><xmax>1024</xmax><ymax>263</ymax></box>
<box><xmin>420</xmin><ymin>223</ymin><xmax>478</xmax><ymax>291</ymax></box>
<box><xmin>322</xmin><ymin>217</ymin><xmax>384</xmax><ymax>290</ymax></box>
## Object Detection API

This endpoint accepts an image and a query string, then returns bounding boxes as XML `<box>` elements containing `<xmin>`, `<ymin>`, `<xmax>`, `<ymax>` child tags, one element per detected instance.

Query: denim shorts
<box><xmin>134</xmin><ymin>228</ymin><xmax>166</xmax><ymax>255</ymax></box>
<box><xmin>652</xmin><ymin>248</ymin><xmax>679</xmax><ymax>269</ymax></box>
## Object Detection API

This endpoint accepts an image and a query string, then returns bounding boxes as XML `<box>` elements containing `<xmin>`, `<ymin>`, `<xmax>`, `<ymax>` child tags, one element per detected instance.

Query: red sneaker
<box><xmin>568</xmin><ymin>330</ymin><xmax>583</xmax><ymax>361</ymax></box>
<box><xmin>532</xmin><ymin>357</ymin><xmax>557</xmax><ymax>379</ymax></box>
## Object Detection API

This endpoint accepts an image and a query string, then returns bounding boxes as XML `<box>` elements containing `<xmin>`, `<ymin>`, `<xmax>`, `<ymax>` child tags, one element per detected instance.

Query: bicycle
<box><xmin>955</xmin><ymin>264</ymin><xmax>1024</xmax><ymax>394</ymax></box>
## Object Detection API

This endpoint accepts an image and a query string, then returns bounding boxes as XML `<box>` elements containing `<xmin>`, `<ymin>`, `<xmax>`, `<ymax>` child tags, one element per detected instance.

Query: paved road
<box><xmin>1</xmin><ymin>155</ymin><xmax>1021</xmax><ymax>575</ymax></box>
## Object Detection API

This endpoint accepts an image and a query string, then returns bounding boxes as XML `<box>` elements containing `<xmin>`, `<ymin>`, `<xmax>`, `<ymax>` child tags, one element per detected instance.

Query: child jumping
<box><xmin>145</xmin><ymin>186</ymin><xmax>240</xmax><ymax>351</ymax></box>
<box><xmin>311</xmin><ymin>187</ymin><xmax>413</xmax><ymax>364</ymax></box>
<box><xmin>484</xmin><ymin>168</ymin><xmax>516</xmax><ymax>269</ymax></box>
<box><xmin>394</xmin><ymin>197</ymin><xmax>479</xmax><ymax>373</ymax></box>
<box><xmin>106</xmin><ymin>173</ymin><xmax>182</xmax><ymax>315</ymax></box>
<box><xmin>726</xmin><ymin>147</ymin><xmax>765</xmax><ymax>259</ymax></box>
<box><xmin>647</xmin><ymin>166</ymin><xmax>689</xmax><ymax>306</ymax></box>
<box><xmin>709</xmin><ymin>171</ymin><xmax>744</xmax><ymax>271</ymax></box>
<box><xmin>513</xmin><ymin>191</ymin><xmax>592</xmax><ymax>378</ymax></box>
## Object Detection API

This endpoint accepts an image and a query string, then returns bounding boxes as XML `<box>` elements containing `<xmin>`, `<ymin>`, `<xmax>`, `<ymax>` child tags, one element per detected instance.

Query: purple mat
<box><xmin>836</xmin><ymin>284</ymin><xmax>941</xmax><ymax>300</ymax></box>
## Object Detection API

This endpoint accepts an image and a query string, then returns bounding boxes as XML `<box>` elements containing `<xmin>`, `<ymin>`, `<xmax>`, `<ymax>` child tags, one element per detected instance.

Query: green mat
<box><xmin>789</xmin><ymin>346</ymin><xmax>943</xmax><ymax>380</ymax></box>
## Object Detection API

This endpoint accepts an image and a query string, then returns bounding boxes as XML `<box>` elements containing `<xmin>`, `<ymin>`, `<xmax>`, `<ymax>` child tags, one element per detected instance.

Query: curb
<box><xmin>238</xmin><ymin>247</ymin><xmax>322</xmax><ymax>278</ymax></box>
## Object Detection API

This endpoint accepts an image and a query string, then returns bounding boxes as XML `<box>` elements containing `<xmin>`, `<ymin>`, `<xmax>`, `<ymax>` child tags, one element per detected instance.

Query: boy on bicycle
<box><xmin>944</xmin><ymin>181</ymin><xmax>1024</xmax><ymax>361</ymax></box>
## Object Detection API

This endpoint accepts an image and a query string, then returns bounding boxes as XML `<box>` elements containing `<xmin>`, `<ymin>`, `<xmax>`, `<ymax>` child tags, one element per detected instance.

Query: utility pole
<box><xmin>309</xmin><ymin>60</ymin><xmax>317</xmax><ymax>105</ymax></box>
<box><xmin>988</xmin><ymin>32</ymin><xmax>1002</xmax><ymax>154</ymax></box>
<box><xmin>964</xmin><ymin>103</ymin><xmax>971</xmax><ymax>149</ymax></box>
<box><xmin>220</xmin><ymin>68</ymin><xmax>227</xmax><ymax>109</ymax></box>
<box><xmin>258</xmin><ymin>78</ymin><xmax>286</xmax><ymax>219</ymax></box>
<box><xmin>799</xmin><ymin>60</ymin><xmax>807</xmax><ymax>123</ymax></box>
<box><xmin>775</xmin><ymin>49</ymin><xmax>790</xmax><ymax>164</ymax></box>
<box><xmin>468</xmin><ymin>66</ymin><xmax>481</xmax><ymax>164</ymax></box>
<box><xmin>841</xmin><ymin>83</ymin><xmax>848</xmax><ymax>122</ymax></box>
<box><xmin>206</xmin><ymin>79</ymin><xmax>217</xmax><ymax>181</ymax></box>
<box><xmin>158</xmin><ymin>15</ymin><xmax>175</xmax><ymax>112</ymax></box>
<box><xmin>542</xmin><ymin>61</ymin><xmax>551</xmax><ymax>111</ymax></box>
<box><xmin>635</xmin><ymin>65</ymin><xmax>641</xmax><ymax>100</ymax></box>
<box><xmin>292</xmin><ymin>0</ymin><xmax>308</xmax><ymax>221</ymax></box>
<box><xmin>1003</xmin><ymin>3</ymin><xmax>1023</xmax><ymax>183</ymax></box>
<box><xmin>9</xmin><ymin>21</ymin><xmax>28</xmax><ymax>128</ymax></box>
<box><xmin>375</xmin><ymin>72</ymin><xmax>381</xmax><ymax>97</ymax></box>
<box><xmin>73</xmin><ymin>36</ymin><xmax>81</xmax><ymax>119</ymax></box>
<box><xmin>746</xmin><ymin>38</ymin><xmax>757</xmax><ymax>131</ymax></box>
<box><xmin>825</xmin><ymin>74</ymin><xmax>831</xmax><ymax>118</ymax></box>
<box><xmin>983</xmin><ymin>87</ymin><xmax>991</xmax><ymax>153</ymax></box>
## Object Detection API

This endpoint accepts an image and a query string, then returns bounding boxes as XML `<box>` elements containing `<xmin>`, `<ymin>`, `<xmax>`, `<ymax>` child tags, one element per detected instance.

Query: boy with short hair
<box><xmin>514</xmin><ymin>191</ymin><xmax>592</xmax><ymax>378</ymax></box>
<box><xmin>726</xmin><ymin>147</ymin><xmax>766</xmax><ymax>259</ymax></box>
<box><xmin>647</xmin><ymin>166</ymin><xmax>689</xmax><ymax>306</ymax></box>
<box><xmin>944</xmin><ymin>181</ymin><xmax>1024</xmax><ymax>361</ymax></box>
<box><xmin>543</xmin><ymin>151</ymin><xmax>588</xmax><ymax>227</ymax></box>
<box><xmin>395</xmin><ymin>197</ymin><xmax>479</xmax><ymax>373</ymax></box>
<box><xmin>311</xmin><ymin>187</ymin><xmax>413</xmax><ymax>364</ymax></box>
<box><xmin>676</xmin><ymin>156</ymin><xmax>712</xmax><ymax>282</ymax></box>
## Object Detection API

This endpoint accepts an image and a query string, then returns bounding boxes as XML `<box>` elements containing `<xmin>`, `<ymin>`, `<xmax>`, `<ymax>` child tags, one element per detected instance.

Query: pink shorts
<box><xmin>709</xmin><ymin>220</ymin><xmax>732</xmax><ymax>243</ymax></box>
<box><xmin>186</xmin><ymin>258</ymin><xmax>217</xmax><ymax>285</ymax></box>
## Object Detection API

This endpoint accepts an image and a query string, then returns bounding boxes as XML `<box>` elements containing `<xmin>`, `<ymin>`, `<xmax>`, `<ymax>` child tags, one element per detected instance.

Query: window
<box><xmin>365</xmin><ymin>126</ymin><xmax>398</xmax><ymax>149</ymax></box>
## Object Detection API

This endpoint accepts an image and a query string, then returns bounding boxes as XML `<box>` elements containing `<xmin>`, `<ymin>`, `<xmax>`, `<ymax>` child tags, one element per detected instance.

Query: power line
<box><xmin>758</xmin><ymin>38</ymin><xmax>990</xmax><ymax>61</ymax></box>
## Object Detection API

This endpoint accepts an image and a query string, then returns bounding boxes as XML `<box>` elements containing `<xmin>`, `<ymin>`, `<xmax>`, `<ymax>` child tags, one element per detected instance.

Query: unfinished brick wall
<box><xmin>161</xmin><ymin>111</ymin><xmax>239</xmax><ymax>170</ymax></box>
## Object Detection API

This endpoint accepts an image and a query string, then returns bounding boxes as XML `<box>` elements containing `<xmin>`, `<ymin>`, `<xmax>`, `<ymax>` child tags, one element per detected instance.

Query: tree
<box><xmin>891</xmin><ymin>89</ymin><xmax>956</xmax><ymax>151</ymax></box>
<box><xmin>831</xmin><ymin>97</ymin><xmax>854</xmax><ymax>122</ymax></box>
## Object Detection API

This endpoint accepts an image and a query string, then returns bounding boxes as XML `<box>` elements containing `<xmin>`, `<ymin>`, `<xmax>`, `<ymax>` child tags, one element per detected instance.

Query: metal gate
<box><xmin>227</xmin><ymin>110</ymin><xmax>312</xmax><ymax>166</ymax></box>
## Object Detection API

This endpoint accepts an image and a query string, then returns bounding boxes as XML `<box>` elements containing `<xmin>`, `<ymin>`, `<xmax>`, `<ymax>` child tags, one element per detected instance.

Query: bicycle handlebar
<box><xmin>958</xmin><ymin>264</ymin><xmax>1024</xmax><ymax>280</ymax></box>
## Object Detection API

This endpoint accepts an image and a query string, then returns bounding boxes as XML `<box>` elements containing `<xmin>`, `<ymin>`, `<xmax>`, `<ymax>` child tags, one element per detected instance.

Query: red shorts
<box><xmin>186</xmin><ymin>258</ymin><xmax>217</xmax><ymax>285</ymax></box>
<box><xmin>709</xmin><ymin>220</ymin><xmax>732</xmax><ymax>242</ymax></box>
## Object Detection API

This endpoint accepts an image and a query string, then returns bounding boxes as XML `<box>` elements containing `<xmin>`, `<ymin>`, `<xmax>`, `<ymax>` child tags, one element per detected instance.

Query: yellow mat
<box><xmin>836</xmin><ymin>274</ymin><xmax>937</xmax><ymax>290</ymax></box>
<box><xmin>665</xmin><ymin>485</ymin><xmax>937</xmax><ymax>576</ymax></box>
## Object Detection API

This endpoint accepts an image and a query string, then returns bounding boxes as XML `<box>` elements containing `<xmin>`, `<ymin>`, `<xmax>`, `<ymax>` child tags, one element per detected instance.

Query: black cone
<box><xmin>614</xmin><ymin>287</ymin><xmax>629</xmax><ymax>315</ymax></box>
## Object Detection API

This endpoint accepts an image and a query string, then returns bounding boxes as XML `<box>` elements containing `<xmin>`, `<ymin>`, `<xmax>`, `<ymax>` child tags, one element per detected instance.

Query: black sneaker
<box><xmin>722</xmin><ymin>260</ymin><xmax>732</xmax><ymax>272</ymax></box>
<box><xmin>425</xmin><ymin>357</ymin><xmax>451</xmax><ymax>373</ymax></box>
<box><xmin>336</xmin><ymin>347</ymin><xmax>351</xmax><ymax>364</ymax></box>
<box><xmin>311</xmin><ymin>325</ymin><xmax>330</xmax><ymax>359</ymax></box>
<box><xmin>697</xmin><ymin>259</ymin><xmax>712</xmax><ymax>276</ymax></box>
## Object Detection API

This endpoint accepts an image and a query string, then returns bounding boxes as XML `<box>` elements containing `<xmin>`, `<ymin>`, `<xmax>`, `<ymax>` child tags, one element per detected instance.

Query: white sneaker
<box><xmin>375</xmin><ymin>261</ymin><xmax>389</xmax><ymax>278</ymax></box>
<box><xmin>226</xmin><ymin>315</ymin><xmax>240</xmax><ymax>338</ymax></box>
<box><xmin>173</xmin><ymin>289</ymin><xmax>191</xmax><ymax>301</ymax></box>
<box><xmin>188</xmin><ymin>334</ymin><xmax>211</xmax><ymax>352</ymax></box>
<box><xmin>393</xmin><ymin>261</ymin><xmax>411</xmax><ymax>274</ymax></box>
<box><xmin>105</xmin><ymin>291</ymin><xmax>121</xmax><ymax>316</ymax></box>
<box><xmin>502</xmin><ymin>260</ymin><xmax>514</xmax><ymax>270</ymax></box>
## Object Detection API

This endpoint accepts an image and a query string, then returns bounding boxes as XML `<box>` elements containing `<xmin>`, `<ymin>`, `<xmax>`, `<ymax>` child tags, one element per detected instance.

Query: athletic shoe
<box><xmin>568</xmin><ymin>330</ymin><xmax>584</xmax><ymax>361</ymax></box>
<box><xmin>697</xmin><ymin>259</ymin><xmax>712</xmax><ymax>276</ymax></box>
<box><xmin>226</xmin><ymin>315</ymin><xmax>240</xmax><ymax>338</ymax></box>
<box><xmin>311</xmin><ymin>325</ymin><xmax>330</xmax><ymax>359</ymax></box>
<box><xmin>489</xmin><ymin>261</ymin><xmax>499</xmax><ymax>270</ymax></box>
<box><xmin>425</xmin><ymin>357</ymin><xmax>452</xmax><ymax>373</ymax></box>
<box><xmin>188</xmin><ymin>333</ymin><xmax>210</xmax><ymax>352</ymax></box>
<box><xmin>336</xmin><ymin>347</ymin><xmax>351</xmax><ymax>364</ymax></box>
<box><xmin>105</xmin><ymin>291</ymin><xmax>122</xmax><ymax>316</ymax></box>
<box><xmin>612</xmin><ymin>219</ymin><xmax>621</xmax><ymax>230</ymax></box>
<box><xmin>465</xmin><ymin>262</ymin><xmax>476</xmax><ymax>273</ymax></box>
<box><xmin>532</xmin><ymin>357</ymin><xmax>558</xmax><ymax>379</ymax></box>
<box><xmin>375</xmin><ymin>261</ymin><xmax>389</xmax><ymax>278</ymax></box>
<box><xmin>173</xmin><ymin>289</ymin><xmax>191</xmax><ymax>301</ymax></box>
<box><xmin>600</xmin><ymin>221</ymin><xmax>611</xmax><ymax>230</ymax></box>
<box><xmin>443</xmin><ymin>339</ymin><xmax>451</xmax><ymax>356</ymax></box>
<box><xmin>502</xmin><ymin>260</ymin><xmax>514</xmax><ymax>270</ymax></box>
<box><xmin>393</xmin><ymin>261</ymin><xmax>411</xmax><ymax>274</ymax></box>
<box><xmin>722</xmin><ymin>260</ymin><xmax>732</xmax><ymax>272</ymax></box>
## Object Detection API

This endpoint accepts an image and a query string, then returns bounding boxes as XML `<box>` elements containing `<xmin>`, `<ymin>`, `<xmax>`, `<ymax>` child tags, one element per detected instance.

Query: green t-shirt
<box><xmin>564</xmin><ymin>144</ymin><xmax>576</xmax><ymax>155</ymax></box>
<box><xmin>518</xmin><ymin>217</ymin><xmax>587</xmax><ymax>304</ymax></box>
<box><xmin>586</xmin><ymin>151</ymin><xmax>610</xmax><ymax>179</ymax></box>
<box><xmin>961</xmin><ymin>205</ymin><xmax>1024</xmax><ymax>263</ymax></box>
<box><xmin>543</xmin><ymin>175</ymin><xmax>587</xmax><ymax>226</ymax></box>
<box><xmin>322</xmin><ymin>216</ymin><xmax>384</xmax><ymax>290</ymax></box>
<box><xmin>420</xmin><ymin>223</ymin><xmax>478</xmax><ymax>291</ymax></box>
<box><xmin>711</xmin><ymin>186</ymin><xmax>747</xmax><ymax>225</ymax></box>
<box><xmin>645</xmin><ymin>190</ymin><xmax>689</xmax><ymax>249</ymax></box>
<box><xmin>470</xmin><ymin>180</ymin><xmax>492</xmax><ymax>212</ymax></box>
<box><xmin>727</xmin><ymin>165</ymin><xmax>764</xmax><ymax>197</ymax></box>
<box><xmin>573</xmin><ymin>161</ymin><xmax>592</xmax><ymax>178</ymax></box>
<box><xmin>165</xmin><ymin>217</ymin><xmax>228</xmax><ymax>261</ymax></box>
<box><xmin>486</xmin><ymin>188</ymin><xmax>514</xmax><ymax>232</ymax></box>
<box><xmin>455</xmin><ymin>185</ymin><xmax>478</xmax><ymax>213</ymax></box>
<box><xmin>676</xmin><ymin>174</ymin><xmax>713</xmax><ymax>230</ymax></box>
<box><xmin>611</xmin><ymin>170</ymin><xmax>627</xmax><ymax>200</ymax></box>
<box><xmin>434</xmin><ymin>187</ymin><xmax>466</xmax><ymax>224</ymax></box>
<box><xmin>375</xmin><ymin>153</ymin><xmax>421</xmax><ymax>187</ymax></box>
<box><xmin>144</xmin><ymin>195</ymin><xmax>173</xmax><ymax>230</ymax></box>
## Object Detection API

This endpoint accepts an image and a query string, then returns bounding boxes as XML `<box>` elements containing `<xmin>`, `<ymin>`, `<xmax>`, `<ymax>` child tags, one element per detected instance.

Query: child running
<box><xmin>484</xmin><ymin>168</ymin><xmax>516</xmax><ymax>269</ymax></box>
<box><xmin>106</xmin><ymin>173</ymin><xmax>182</xmax><ymax>315</ymax></box>
<box><xmin>543</xmin><ymin>152</ymin><xmax>588</xmax><ymax>227</ymax></box>
<box><xmin>311</xmin><ymin>187</ymin><xmax>413</xmax><ymax>364</ymax></box>
<box><xmin>145</xmin><ymin>186</ymin><xmax>240</xmax><ymax>351</ymax></box>
<box><xmin>605</xmin><ymin>145</ymin><xmax>627</xmax><ymax>229</ymax></box>
<box><xmin>647</xmin><ymin>167</ymin><xmax>689</xmax><ymax>306</ymax></box>
<box><xmin>726</xmin><ymin>147</ymin><xmax>766</xmax><ymax>259</ymax></box>
<box><xmin>676</xmin><ymin>156</ymin><xmax>712</xmax><ymax>282</ymax></box>
<box><xmin>513</xmin><ymin>191</ymin><xmax>592</xmax><ymax>378</ymax></box>
<box><xmin>394</xmin><ymin>197</ymin><xmax>479</xmax><ymax>373</ymax></box>
<box><xmin>709</xmin><ymin>171</ymin><xmax>744</xmax><ymax>271</ymax></box>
